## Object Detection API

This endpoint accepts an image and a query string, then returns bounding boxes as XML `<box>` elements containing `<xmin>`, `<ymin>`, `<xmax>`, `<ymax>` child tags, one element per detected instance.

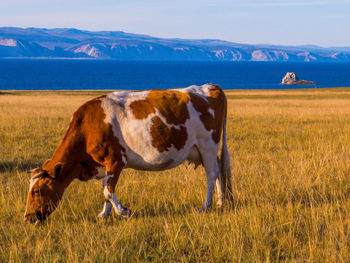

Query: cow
<box><xmin>24</xmin><ymin>84</ymin><xmax>233</xmax><ymax>224</ymax></box>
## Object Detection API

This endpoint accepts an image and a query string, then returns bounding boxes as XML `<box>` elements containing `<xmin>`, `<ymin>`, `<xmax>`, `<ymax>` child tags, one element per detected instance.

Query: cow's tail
<box><xmin>218</xmin><ymin>103</ymin><xmax>234</xmax><ymax>207</ymax></box>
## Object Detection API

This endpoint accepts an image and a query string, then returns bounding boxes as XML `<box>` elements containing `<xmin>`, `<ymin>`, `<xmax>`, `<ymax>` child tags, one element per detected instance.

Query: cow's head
<box><xmin>24</xmin><ymin>163</ymin><xmax>64</xmax><ymax>224</ymax></box>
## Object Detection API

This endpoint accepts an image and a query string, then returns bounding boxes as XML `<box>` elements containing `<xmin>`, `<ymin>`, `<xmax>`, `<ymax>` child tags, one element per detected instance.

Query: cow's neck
<box><xmin>43</xmin><ymin>128</ymin><xmax>84</xmax><ymax>187</ymax></box>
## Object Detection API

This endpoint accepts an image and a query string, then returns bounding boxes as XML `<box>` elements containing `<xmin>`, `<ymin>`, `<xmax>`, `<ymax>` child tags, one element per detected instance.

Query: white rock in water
<box><xmin>281</xmin><ymin>72</ymin><xmax>316</xmax><ymax>85</ymax></box>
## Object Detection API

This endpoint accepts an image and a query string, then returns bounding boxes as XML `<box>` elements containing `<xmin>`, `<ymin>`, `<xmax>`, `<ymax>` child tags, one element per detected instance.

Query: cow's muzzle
<box><xmin>24</xmin><ymin>211</ymin><xmax>47</xmax><ymax>225</ymax></box>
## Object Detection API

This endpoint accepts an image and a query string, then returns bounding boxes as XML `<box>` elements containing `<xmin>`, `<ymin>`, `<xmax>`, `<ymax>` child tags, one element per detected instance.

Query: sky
<box><xmin>0</xmin><ymin>0</ymin><xmax>350</xmax><ymax>47</ymax></box>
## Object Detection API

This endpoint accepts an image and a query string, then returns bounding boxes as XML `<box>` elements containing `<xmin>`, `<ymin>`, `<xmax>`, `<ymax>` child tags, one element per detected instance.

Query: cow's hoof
<box><xmin>217</xmin><ymin>200</ymin><xmax>223</xmax><ymax>209</ymax></box>
<box><xmin>199</xmin><ymin>206</ymin><xmax>211</xmax><ymax>213</ymax></box>
<box><xmin>115</xmin><ymin>207</ymin><xmax>131</xmax><ymax>217</ymax></box>
<box><xmin>97</xmin><ymin>212</ymin><xmax>111</xmax><ymax>219</ymax></box>
<box><xmin>118</xmin><ymin>208</ymin><xmax>132</xmax><ymax>218</ymax></box>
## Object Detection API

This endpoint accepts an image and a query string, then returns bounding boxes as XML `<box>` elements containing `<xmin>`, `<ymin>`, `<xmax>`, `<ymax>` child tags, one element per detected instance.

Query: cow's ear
<box><xmin>42</xmin><ymin>159</ymin><xmax>51</xmax><ymax>167</ymax></box>
<box><xmin>28</xmin><ymin>167</ymin><xmax>42</xmax><ymax>175</ymax></box>
<box><xmin>53</xmin><ymin>163</ymin><xmax>63</xmax><ymax>178</ymax></box>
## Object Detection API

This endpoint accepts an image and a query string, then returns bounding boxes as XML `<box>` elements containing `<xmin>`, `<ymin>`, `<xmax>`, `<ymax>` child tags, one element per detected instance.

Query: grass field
<box><xmin>2</xmin><ymin>88</ymin><xmax>350</xmax><ymax>262</ymax></box>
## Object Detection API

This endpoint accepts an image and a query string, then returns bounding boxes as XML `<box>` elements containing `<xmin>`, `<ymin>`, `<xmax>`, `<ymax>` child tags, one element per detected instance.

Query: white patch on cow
<box><xmin>93</xmin><ymin>166</ymin><xmax>106</xmax><ymax>180</ymax></box>
<box><xmin>28</xmin><ymin>171</ymin><xmax>45</xmax><ymax>192</ymax></box>
<box><xmin>174</xmin><ymin>84</ymin><xmax>213</xmax><ymax>98</ymax></box>
<box><xmin>110</xmin><ymin>191</ymin><xmax>128</xmax><ymax>215</ymax></box>
<box><xmin>29</xmin><ymin>177</ymin><xmax>40</xmax><ymax>192</ymax></box>
<box><xmin>89</xmin><ymin>166</ymin><xmax>106</xmax><ymax>180</ymax></box>
<box><xmin>122</xmin><ymin>155</ymin><xmax>127</xmax><ymax>165</ymax></box>
<box><xmin>96</xmin><ymin>166</ymin><xmax>106</xmax><ymax>177</ymax></box>
<box><xmin>208</xmin><ymin>108</ymin><xmax>215</xmax><ymax>117</ymax></box>
<box><xmin>103</xmin><ymin>184</ymin><xmax>112</xmax><ymax>199</ymax></box>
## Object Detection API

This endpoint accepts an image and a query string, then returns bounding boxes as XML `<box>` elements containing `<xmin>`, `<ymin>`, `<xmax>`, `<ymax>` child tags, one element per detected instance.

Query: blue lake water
<box><xmin>0</xmin><ymin>59</ymin><xmax>349</xmax><ymax>90</ymax></box>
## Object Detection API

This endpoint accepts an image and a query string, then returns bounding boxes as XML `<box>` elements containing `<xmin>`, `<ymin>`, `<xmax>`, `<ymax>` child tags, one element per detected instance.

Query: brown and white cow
<box><xmin>24</xmin><ymin>84</ymin><xmax>233</xmax><ymax>224</ymax></box>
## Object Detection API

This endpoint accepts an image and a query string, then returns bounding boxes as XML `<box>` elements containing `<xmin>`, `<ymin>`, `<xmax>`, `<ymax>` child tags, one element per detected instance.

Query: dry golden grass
<box><xmin>1</xmin><ymin>88</ymin><xmax>350</xmax><ymax>262</ymax></box>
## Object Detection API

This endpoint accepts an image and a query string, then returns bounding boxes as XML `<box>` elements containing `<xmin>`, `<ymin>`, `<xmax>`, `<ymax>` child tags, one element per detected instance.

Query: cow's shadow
<box><xmin>85</xmin><ymin>202</ymin><xmax>232</xmax><ymax>225</ymax></box>
<box><xmin>81</xmin><ymin>203</ymin><xmax>205</xmax><ymax>224</ymax></box>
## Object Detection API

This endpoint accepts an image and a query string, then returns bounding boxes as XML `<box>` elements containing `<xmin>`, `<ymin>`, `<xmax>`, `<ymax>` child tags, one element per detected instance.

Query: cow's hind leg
<box><xmin>215</xmin><ymin>157</ymin><xmax>224</xmax><ymax>208</ymax></box>
<box><xmin>197</xmin><ymin>141</ymin><xmax>220</xmax><ymax>211</ymax></box>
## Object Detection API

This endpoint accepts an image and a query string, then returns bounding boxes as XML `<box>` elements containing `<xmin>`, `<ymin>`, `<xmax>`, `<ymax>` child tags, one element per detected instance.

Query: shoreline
<box><xmin>2</xmin><ymin>87</ymin><xmax>350</xmax><ymax>99</ymax></box>
<box><xmin>1</xmin><ymin>87</ymin><xmax>350</xmax><ymax>92</ymax></box>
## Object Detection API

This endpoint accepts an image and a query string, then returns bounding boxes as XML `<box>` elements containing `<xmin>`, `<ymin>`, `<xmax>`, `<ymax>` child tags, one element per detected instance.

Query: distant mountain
<box><xmin>0</xmin><ymin>27</ymin><xmax>349</xmax><ymax>62</ymax></box>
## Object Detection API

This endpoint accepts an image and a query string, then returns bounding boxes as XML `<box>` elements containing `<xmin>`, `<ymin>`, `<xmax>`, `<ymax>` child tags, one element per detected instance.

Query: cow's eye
<box><xmin>33</xmin><ymin>189</ymin><xmax>40</xmax><ymax>195</ymax></box>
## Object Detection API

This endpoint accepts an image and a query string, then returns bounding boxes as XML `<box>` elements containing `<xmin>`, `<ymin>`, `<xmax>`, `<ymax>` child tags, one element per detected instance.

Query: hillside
<box><xmin>0</xmin><ymin>27</ymin><xmax>350</xmax><ymax>61</ymax></box>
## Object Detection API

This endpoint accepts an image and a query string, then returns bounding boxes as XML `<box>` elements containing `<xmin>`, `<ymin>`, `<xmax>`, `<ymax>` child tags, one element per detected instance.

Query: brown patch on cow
<box><xmin>207</xmin><ymin>85</ymin><xmax>226</xmax><ymax>143</ymax></box>
<box><xmin>189</xmin><ymin>85</ymin><xmax>226</xmax><ymax>143</ymax></box>
<box><xmin>150</xmin><ymin>116</ymin><xmax>188</xmax><ymax>152</ymax></box>
<box><xmin>129</xmin><ymin>99</ymin><xmax>155</xmax><ymax>119</ymax></box>
<box><xmin>130</xmin><ymin>90</ymin><xmax>190</xmax><ymax>125</ymax></box>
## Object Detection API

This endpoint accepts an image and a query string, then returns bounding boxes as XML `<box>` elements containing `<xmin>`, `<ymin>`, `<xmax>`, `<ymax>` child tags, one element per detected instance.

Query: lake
<box><xmin>0</xmin><ymin>59</ymin><xmax>349</xmax><ymax>90</ymax></box>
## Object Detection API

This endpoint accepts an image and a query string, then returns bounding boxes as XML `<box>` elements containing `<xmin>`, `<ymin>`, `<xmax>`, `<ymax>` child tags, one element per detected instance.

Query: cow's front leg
<box><xmin>87</xmin><ymin>128</ymin><xmax>131</xmax><ymax>219</ymax></box>
<box><xmin>101</xmin><ymin>166</ymin><xmax>131</xmax><ymax>218</ymax></box>
<box><xmin>98</xmin><ymin>199</ymin><xmax>112</xmax><ymax>218</ymax></box>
